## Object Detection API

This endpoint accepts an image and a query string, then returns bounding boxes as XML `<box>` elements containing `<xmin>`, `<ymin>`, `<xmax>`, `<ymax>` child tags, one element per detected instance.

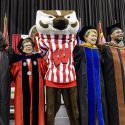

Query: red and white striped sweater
<box><xmin>34</xmin><ymin>33</ymin><xmax>77</xmax><ymax>88</ymax></box>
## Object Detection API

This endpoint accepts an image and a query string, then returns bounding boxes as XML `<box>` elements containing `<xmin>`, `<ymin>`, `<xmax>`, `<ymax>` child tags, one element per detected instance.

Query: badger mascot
<box><xmin>34</xmin><ymin>10</ymin><xmax>80</xmax><ymax>125</ymax></box>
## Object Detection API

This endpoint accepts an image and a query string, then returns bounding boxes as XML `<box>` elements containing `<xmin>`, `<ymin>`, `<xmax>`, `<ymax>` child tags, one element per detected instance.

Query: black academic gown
<box><xmin>0</xmin><ymin>46</ymin><xmax>14</xmax><ymax>125</ymax></box>
<box><xmin>73</xmin><ymin>44</ymin><xmax>108</xmax><ymax>125</ymax></box>
<box><xmin>101</xmin><ymin>42</ymin><xmax>125</xmax><ymax>125</ymax></box>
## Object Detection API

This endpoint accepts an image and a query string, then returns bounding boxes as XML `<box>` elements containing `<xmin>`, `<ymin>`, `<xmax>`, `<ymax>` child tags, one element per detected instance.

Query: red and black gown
<box><xmin>11</xmin><ymin>53</ymin><xmax>47</xmax><ymax>125</ymax></box>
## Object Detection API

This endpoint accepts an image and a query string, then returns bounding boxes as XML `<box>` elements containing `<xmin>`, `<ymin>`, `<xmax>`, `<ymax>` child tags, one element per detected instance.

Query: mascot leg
<box><xmin>62</xmin><ymin>86</ymin><xmax>80</xmax><ymax>125</ymax></box>
<box><xmin>46</xmin><ymin>87</ymin><xmax>61</xmax><ymax>125</ymax></box>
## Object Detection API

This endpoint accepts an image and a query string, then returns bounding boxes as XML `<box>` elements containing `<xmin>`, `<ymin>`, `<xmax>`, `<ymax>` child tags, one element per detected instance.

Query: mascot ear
<box><xmin>28</xmin><ymin>25</ymin><xmax>39</xmax><ymax>52</ymax></box>
<box><xmin>29</xmin><ymin>25</ymin><xmax>38</xmax><ymax>40</ymax></box>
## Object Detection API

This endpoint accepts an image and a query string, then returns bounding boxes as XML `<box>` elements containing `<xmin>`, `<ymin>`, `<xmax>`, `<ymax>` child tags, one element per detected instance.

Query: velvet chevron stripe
<box><xmin>93</xmin><ymin>49</ymin><xmax>104</xmax><ymax>125</ymax></box>
<box><xmin>22</xmin><ymin>59</ymin><xmax>30</xmax><ymax>125</ymax></box>
<box><xmin>85</xmin><ymin>47</ymin><xmax>104</xmax><ymax>125</ymax></box>
<box><xmin>32</xmin><ymin>57</ymin><xmax>39</xmax><ymax>125</ymax></box>
<box><xmin>85</xmin><ymin>47</ymin><xmax>96</xmax><ymax>125</ymax></box>
<box><xmin>110</xmin><ymin>47</ymin><xmax>125</xmax><ymax>125</ymax></box>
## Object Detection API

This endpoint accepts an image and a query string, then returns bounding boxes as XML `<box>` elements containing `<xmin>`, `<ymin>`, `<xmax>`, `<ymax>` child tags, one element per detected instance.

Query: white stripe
<box><xmin>65</xmin><ymin>60</ymin><xmax>69</xmax><ymax>82</ymax></box>
<box><xmin>51</xmin><ymin>39</ymin><xmax>56</xmax><ymax>51</ymax></box>
<box><xmin>60</xmin><ymin>63</ymin><xmax>64</xmax><ymax>83</ymax></box>
<box><xmin>58</xmin><ymin>35</ymin><xmax>63</xmax><ymax>49</ymax></box>
<box><xmin>69</xmin><ymin>41</ymin><xmax>74</xmax><ymax>81</ymax></box>
<box><xmin>48</xmin><ymin>70</ymin><xmax>52</xmax><ymax>81</ymax></box>
<box><xmin>39</xmin><ymin>38</ymin><xmax>48</xmax><ymax>55</ymax></box>
<box><xmin>36</xmin><ymin>34</ymin><xmax>48</xmax><ymax>54</ymax></box>
<box><xmin>53</xmin><ymin>66</ymin><xmax>57</xmax><ymax>82</ymax></box>
<box><xmin>39</xmin><ymin>41</ymin><xmax>48</xmax><ymax>49</ymax></box>
<box><xmin>65</xmin><ymin>35</ymin><xmax>70</xmax><ymax>82</ymax></box>
<box><xmin>66</xmin><ymin>34</ymin><xmax>74</xmax><ymax>81</ymax></box>
<box><xmin>48</xmin><ymin>58</ymin><xmax>52</xmax><ymax>69</ymax></box>
<box><xmin>56</xmin><ymin>10</ymin><xmax>61</xmax><ymax>16</ymax></box>
<box><xmin>47</xmin><ymin>50</ymin><xmax>51</xmax><ymax>69</ymax></box>
<box><xmin>46</xmin><ymin>37</ymin><xmax>52</xmax><ymax>81</ymax></box>
<box><xmin>42</xmin><ymin>34</ymin><xmax>49</xmax><ymax>48</ymax></box>
<box><xmin>58</xmin><ymin>35</ymin><xmax>63</xmax><ymax>83</ymax></box>
<box><xmin>50</xmin><ymin>39</ymin><xmax>57</xmax><ymax>82</ymax></box>
<box><xmin>65</xmin><ymin>42</ymin><xmax>68</xmax><ymax>48</ymax></box>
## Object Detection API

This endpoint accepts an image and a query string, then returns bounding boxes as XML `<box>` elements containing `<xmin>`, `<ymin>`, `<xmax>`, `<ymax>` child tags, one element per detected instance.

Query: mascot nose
<box><xmin>53</xmin><ymin>17</ymin><xmax>69</xmax><ymax>30</ymax></box>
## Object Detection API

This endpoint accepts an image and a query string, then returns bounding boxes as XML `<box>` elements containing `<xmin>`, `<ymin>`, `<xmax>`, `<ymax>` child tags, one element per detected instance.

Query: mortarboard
<box><xmin>106</xmin><ymin>22</ymin><xmax>122</xmax><ymax>35</ymax></box>
<box><xmin>79</xmin><ymin>26</ymin><xmax>96</xmax><ymax>41</ymax></box>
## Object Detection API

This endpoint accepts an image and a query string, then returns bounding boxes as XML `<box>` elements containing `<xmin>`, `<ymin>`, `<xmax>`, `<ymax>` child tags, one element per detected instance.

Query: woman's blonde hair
<box><xmin>84</xmin><ymin>29</ymin><xmax>97</xmax><ymax>37</ymax></box>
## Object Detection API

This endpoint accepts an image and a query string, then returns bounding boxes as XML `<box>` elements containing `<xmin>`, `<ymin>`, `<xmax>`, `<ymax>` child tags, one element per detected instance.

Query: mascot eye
<box><xmin>67</xmin><ymin>16</ymin><xmax>70</xmax><ymax>18</ymax></box>
<box><xmin>48</xmin><ymin>16</ymin><xmax>53</xmax><ymax>18</ymax></box>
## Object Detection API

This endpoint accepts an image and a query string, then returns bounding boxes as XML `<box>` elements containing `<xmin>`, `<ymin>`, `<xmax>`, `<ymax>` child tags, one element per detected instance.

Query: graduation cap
<box><xmin>17</xmin><ymin>37</ymin><xmax>35</xmax><ymax>53</ymax></box>
<box><xmin>106</xmin><ymin>22</ymin><xmax>122</xmax><ymax>35</ymax></box>
<box><xmin>79</xmin><ymin>26</ymin><xmax>96</xmax><ymax>41</ymax></box>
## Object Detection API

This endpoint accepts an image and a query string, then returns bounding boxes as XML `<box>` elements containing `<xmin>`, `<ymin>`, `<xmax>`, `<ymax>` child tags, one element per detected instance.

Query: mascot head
<box><xmin>35</xmin><ymin>10</ymin><xmax>79</xmax><ymax>35</ymax></box>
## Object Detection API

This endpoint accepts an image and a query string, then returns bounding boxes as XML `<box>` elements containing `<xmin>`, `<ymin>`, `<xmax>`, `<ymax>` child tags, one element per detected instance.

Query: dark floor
<box><xmin>10</xmin><ymin>105</ymin><xmax>70</xmax><ymax>125</ymax></box>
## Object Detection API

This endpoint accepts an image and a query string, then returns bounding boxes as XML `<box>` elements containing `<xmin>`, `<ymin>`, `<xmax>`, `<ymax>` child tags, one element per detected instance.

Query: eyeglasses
<box><xmin>23</xmin><ymin>44</ymin><xmax>32</xmax><ymax>47</ymax></box>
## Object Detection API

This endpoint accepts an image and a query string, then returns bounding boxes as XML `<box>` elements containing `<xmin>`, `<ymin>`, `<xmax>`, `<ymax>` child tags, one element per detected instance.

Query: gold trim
<box><xmin>80</xmin><ymin>42</ymin><xmax>97</xmax><ymax>49</ymax></box>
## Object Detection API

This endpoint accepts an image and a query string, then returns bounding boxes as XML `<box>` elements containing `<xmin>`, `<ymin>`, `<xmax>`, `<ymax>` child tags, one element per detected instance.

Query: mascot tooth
<box><xmin>34</xmin><ymin>10</ymin><xmax>80</xmax><ymax>125</ymax></box>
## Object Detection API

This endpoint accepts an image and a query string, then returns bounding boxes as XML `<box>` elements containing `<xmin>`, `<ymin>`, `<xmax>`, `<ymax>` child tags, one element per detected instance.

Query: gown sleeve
<box><xmin>73</xmin><ymin>45</ymin><xmax>85</xmax><ymax>70</ymax></box>
<box><xmin>10</xmin><ymin>62</ymin><xmax>20</xmax><ymax>81</ymax></box>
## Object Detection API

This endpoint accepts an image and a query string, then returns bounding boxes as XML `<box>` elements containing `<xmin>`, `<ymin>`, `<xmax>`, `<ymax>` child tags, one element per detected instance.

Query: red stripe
<box><xmin>54</xmin><ymin>35</ymin><xmax>60</xmax><ymax>83</ymax></box>
<box><xmin>72</xmin><ymin>37</ymin><xmax>77</xmax><ymax>81</ymax></box>
<box><xmin>47</xmin><ymin>35</ymin><xmax>54</xmax><ymax>82</ymax></box>
<box><xmin>40</xmin><ymin>34</ymin><xmax>48</xmax><ymax>49</ymax></box>
<box><xmin>34</xmin><ymin>32</ymin><xmax>39</xmax><ymax>52</ymax></box>
<box><xmin>44</xmin><ymin>35</ymin><xmax>51</xmax><ymax>81</ymax></box>
<box><xmin>62</xmin><ymin>35</ymin><xmax>67</xmax><ymax>83</ymax></box>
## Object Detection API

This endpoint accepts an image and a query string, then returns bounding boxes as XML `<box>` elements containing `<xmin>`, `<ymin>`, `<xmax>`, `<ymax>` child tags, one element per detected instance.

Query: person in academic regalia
<box><xmin>73</xmin><ymin>26</ymin><xmax>109</xmax><ymax>125</ymax></box>
<box><xmin>101</xmin><ymin>23</ymin><xmax>125</xmax><ymax>125</ymax></box>
<box><xmin>0</xmin><ymin>31</ymin><xmax>14</xmax><ymax>125</ymax></box>
<box><xmin>10</xmin><ymin>37</ymin><xmax>47</xmax><ymax>125</ymax></box>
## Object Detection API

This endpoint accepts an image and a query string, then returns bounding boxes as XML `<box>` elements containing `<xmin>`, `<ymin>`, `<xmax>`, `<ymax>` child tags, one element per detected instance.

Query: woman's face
<box><xmin>84</xmin><ymin>30</ymin><xmax>97</xmax><ymax>45</ymax></box>
<box><xmin>22</xmin><ymin>41</ymin><xmax>33</xmax><ymax>54</ymax></box>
